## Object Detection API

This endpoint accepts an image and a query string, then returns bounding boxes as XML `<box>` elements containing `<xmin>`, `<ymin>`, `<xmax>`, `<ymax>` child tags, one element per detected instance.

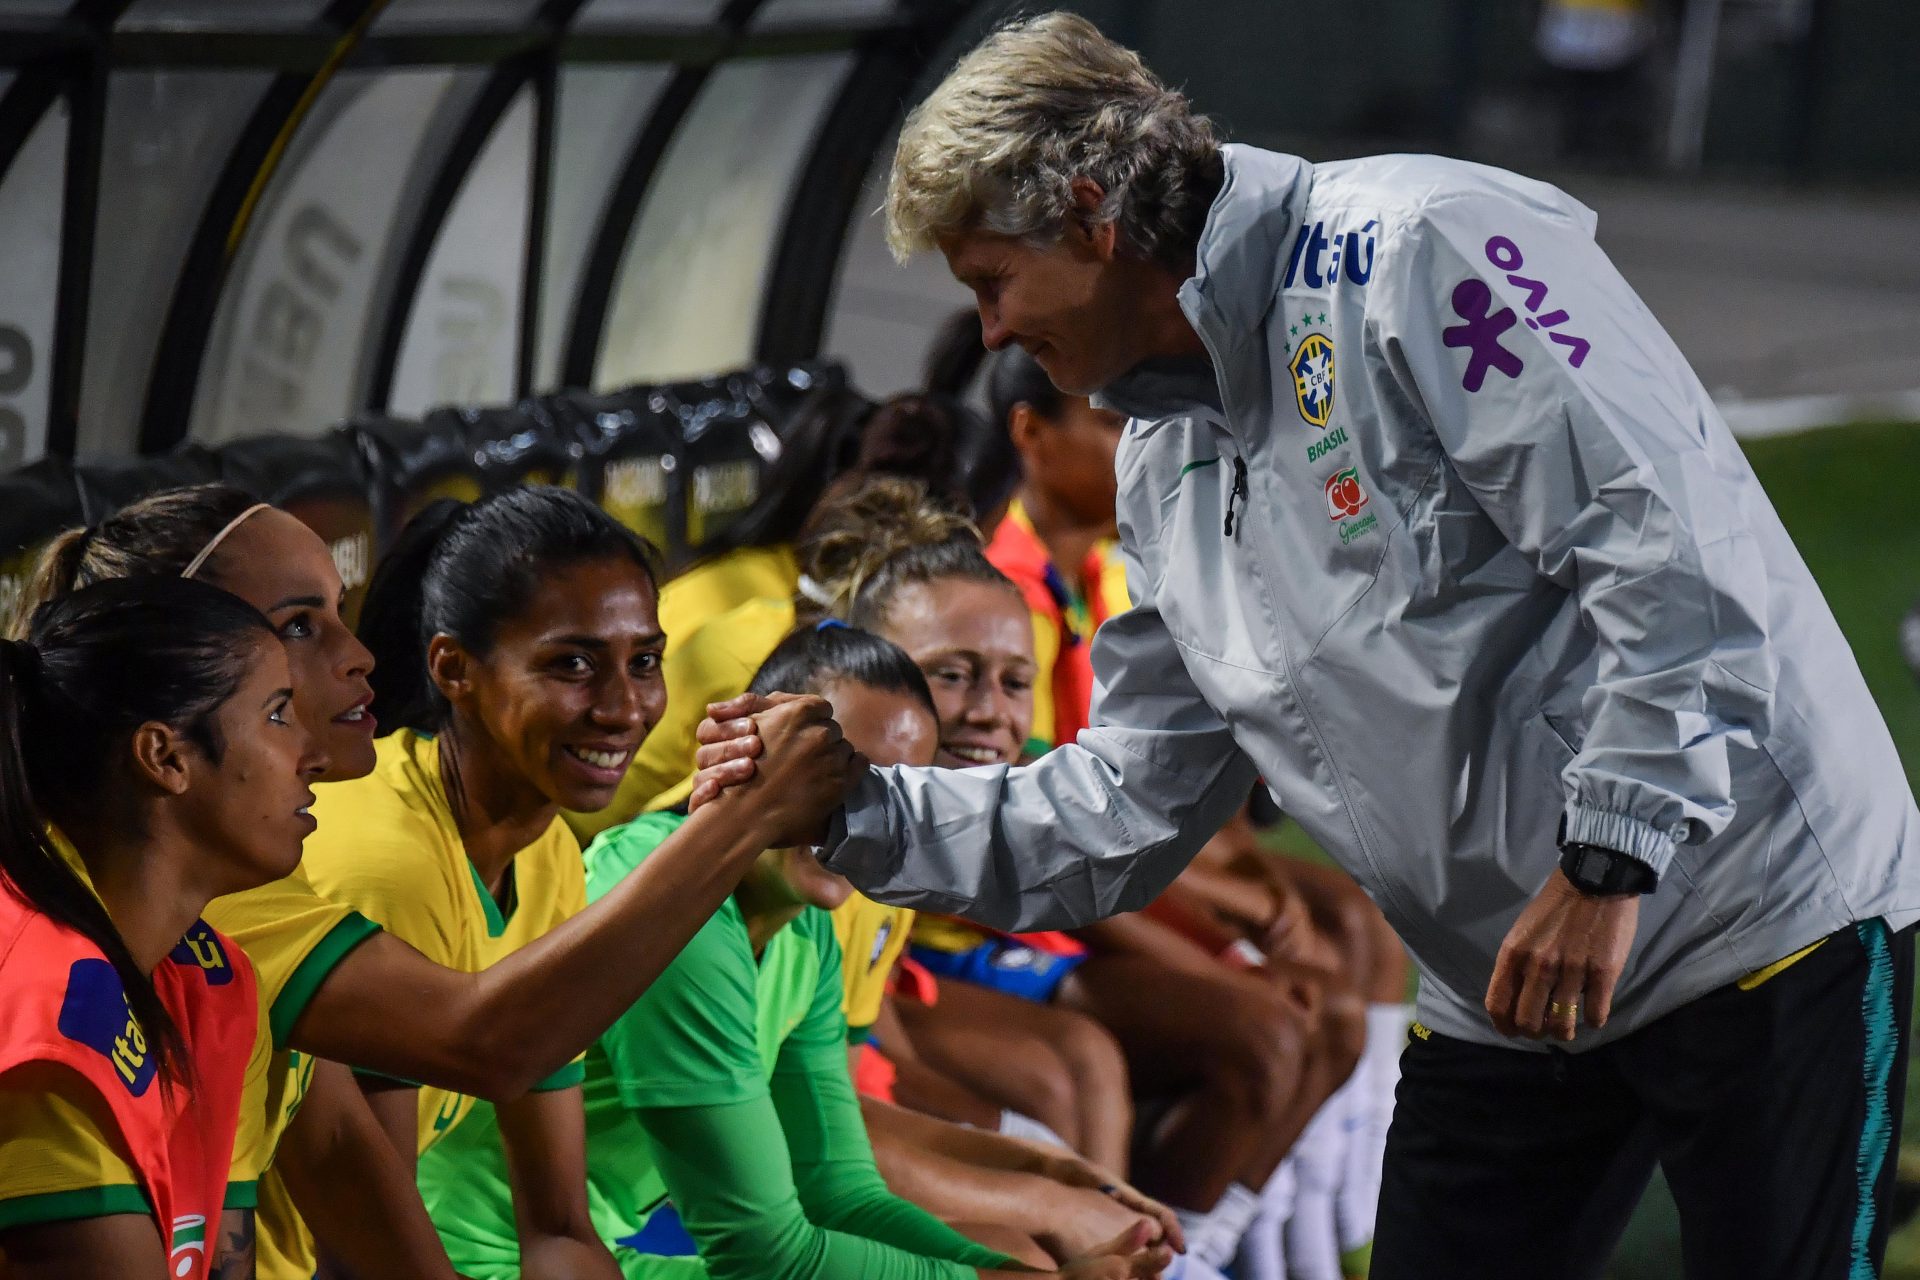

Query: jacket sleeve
<box><xmin>819</xmin><ymin>537</ymin><xmax>1262</xmax><ymax>930</ymax></box>
<box><xmin>1368</xmin><ymin>188</ymin><xmax>1778</xmax><ymax>880</ymax></box>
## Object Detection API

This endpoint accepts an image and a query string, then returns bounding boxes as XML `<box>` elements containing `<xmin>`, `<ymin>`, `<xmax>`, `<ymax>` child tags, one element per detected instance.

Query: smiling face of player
<box><xmin>433</xmin><ymin>556</ymin><xmax>667</xmax><ymax>818</ymax></box>
<box><xmin>875</xmin><ymin>577</ymin><xmax>1037</xmax><ymax>769</ymax></box>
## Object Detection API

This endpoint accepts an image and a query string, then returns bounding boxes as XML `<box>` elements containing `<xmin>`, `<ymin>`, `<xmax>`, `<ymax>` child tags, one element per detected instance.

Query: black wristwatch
<box><xmin>1558</xmin><ymin>839</ymin><xmax>1659</xmax><ymax>897</ymax></box>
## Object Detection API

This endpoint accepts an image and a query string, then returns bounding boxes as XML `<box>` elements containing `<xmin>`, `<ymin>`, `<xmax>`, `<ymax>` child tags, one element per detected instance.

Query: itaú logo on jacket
<box><xmin>1325</xmin><ymin>468</ymin><xmax>1369</xmax><ymax>521</ymax></box>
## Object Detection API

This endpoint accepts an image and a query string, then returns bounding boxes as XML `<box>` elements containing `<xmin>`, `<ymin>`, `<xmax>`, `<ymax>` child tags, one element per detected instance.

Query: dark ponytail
<box><xmin>921</xmin><ymin>308</ymin><xmax>1025</xmax><ymax>519</ymax></box>
<box><xmin>748</xmin><ymin>623</ymin><xmax>936</xmax><ymax>717</ymax></box>
<box><xmin>1</xmin><ymin>577</ymin><xmax>278</xmax><ymax>1089</ymax></box>
<box><xmin>986</xmin><ymin>345</ymin><xmax>1064</xmax><ymax>437</ymax></box>
<box><xmin>358</xmin><ymin>486</ymin><xmax>662</xmax><ymax>736</ymax></box>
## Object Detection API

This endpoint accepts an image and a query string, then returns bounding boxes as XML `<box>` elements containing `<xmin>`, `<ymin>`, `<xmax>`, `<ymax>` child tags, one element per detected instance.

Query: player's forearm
<box><xmin>298</xmin><ymin>794</ymin><xmax>773</xmax><ymax>1099</ymax></box>
<box><xmin>516</xmin><ymin>1233</ymin><xmax>624</xmax><ymax>1280</ymax></box>
<box><xmin>862</xmin><ymin>1098</ymin><xmax>1054</xmax><ymax>1177</ymax></box>
<box><xmin>287</xmin><ymin>1064</ymin><xmax>455</xmax><ymax>1280</ymax></box>
<box><xmin>867</xmin><ymin>1114</ymin><xmax>1081</xmax><ymax>1232</ymax></box>
<box><xmin>886</xmin><ymin>1056</ymin><xmax>1004</xmax><ymax>1130</ymax></box>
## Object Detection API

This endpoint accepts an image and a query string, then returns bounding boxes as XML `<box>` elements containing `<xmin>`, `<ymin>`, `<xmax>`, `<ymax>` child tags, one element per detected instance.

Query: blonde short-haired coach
<box><xmin>696</xmin><ymin>14</ymin><xmax>1920</xmax><ymax>1279</ymax></box>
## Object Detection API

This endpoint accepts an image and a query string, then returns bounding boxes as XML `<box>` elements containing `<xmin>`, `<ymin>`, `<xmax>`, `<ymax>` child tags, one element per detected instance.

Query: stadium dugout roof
<box><xmin>0</xmin><ymin>0</ymin><xmax>972</xmax><ymax>466</ymax></box>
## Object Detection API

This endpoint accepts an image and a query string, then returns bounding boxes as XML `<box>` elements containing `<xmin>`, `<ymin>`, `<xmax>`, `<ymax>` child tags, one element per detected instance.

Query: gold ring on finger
<box><xmin>1548</xmin><ymin>1000</ymin><xmax>1579</xmax><ymax>1018</ymax></box>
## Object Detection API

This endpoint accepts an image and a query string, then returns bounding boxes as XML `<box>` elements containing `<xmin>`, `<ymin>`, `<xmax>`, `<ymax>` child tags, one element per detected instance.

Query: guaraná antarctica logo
<box><xmin>1325</xmin><ymin>468</ymin><xmax>1379</xmax><ymax>545</ymax></box>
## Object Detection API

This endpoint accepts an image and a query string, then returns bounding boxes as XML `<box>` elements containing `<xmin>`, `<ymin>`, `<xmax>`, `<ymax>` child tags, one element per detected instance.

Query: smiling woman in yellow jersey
<box><xmin>298</xmin><ymin>487</ymin><xmax>854</xmax><ymax>1280</ymax></box>
<box><xmin>18</xmin><ymin>485</ymin><xmax>857</xmax><ymax>1280</ymax></box>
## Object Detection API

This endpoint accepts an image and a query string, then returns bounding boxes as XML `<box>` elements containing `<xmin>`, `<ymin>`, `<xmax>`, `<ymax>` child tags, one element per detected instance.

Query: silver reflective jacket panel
<box><xmin>823</xmin><ymin>145</ymin><xmax>1920</xmax><ymax>1049</ymax></box>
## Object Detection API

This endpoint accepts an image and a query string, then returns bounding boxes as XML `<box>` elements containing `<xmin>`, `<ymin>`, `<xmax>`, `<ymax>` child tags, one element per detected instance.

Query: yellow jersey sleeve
<box><xmin>1025</xmin><ymin>604</ymin><xmax>1060</xmax><ymax>757</ymax></box>
<box><xmin>204</xmin><ymin>869</ymin><xmax>382</xmax><ymax>1049</ymax></box>
<box><xmin>832</xmin><ymin>896</ymin><xmax>916</xmax><ymax>1036</ymax></box>
<box><xmin>0</xmin><ymin>1064</ymin><xmax>148</xmax><ymax>1230</ymax></box>
<box><xmin>656</xmin><ymin>545</ymin><xmax>799</xmax><ymax>642</ymax></box>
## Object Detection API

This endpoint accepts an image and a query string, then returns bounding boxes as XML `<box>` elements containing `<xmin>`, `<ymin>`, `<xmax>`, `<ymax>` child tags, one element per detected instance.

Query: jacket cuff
<box><xmin>817</xmin><ymin>770</ymin><xmax>884</xmax><ymax>877</ymax></box>
<box><xmin>1561</xmin><ymin>805</ymin><xmax>1681</xmax><ymax>881</ymax></box>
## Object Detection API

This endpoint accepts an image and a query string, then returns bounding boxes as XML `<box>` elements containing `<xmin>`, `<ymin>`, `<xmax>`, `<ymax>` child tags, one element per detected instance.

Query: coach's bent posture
<box><xmin>695</xmin><ymin>14</ymin><xmax>1919</xmax><ymax>1277</ymax></box>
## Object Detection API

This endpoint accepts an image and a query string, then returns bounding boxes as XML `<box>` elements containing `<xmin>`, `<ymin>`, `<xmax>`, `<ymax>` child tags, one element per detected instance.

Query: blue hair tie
<box><xmin>815</xmin><ymin>618</ymin><xmax>849</xmax><ymax>632</ymax></box>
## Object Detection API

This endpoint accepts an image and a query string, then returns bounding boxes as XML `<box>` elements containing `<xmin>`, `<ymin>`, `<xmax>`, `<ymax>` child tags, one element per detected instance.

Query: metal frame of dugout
<box><xmin>0</xmin><ymin>0</ymin><xmax>975</xmax><ymax>468</ymax></box>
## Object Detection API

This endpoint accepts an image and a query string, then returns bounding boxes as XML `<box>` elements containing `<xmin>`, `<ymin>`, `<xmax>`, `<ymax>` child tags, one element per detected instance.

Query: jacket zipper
<box><xmin>1222</xmin><ymin>454</ymin><xmax>1248</xmax><ymax>538</ymax></box>
<box><xmin>1185</xmin><ymin>327</ymin><xmax>1406</xmax><ymax>930</ymax></box>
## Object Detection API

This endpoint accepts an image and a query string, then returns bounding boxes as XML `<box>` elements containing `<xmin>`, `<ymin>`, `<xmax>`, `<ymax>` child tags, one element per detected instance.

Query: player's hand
<box><xmin>708</xmin><ymin>695</ymin><xmax>864</xmax><ymax>847</ymax></box>
<box><xmin>1033</xmin><ymin>1157</ymin><xmax>1183</xmax><ymax>1258</ymax></box>
<box><xmin>1260</xmin><ymin>882</ymin><xmax>1316</xmax><ymax>964</ymax></box>
<box><xmin>1485</xmin><ymin>868</ymin><xmax>1640</xmax><ymax>1042</ymax></box>
<box><xmin>1054</xmin><ymin>1221</ymin><xmax>1173</xmax><ymax>1279</ymax></box>
<box><xmin>688</xmin><ymin>692</ymin><xmax>803</xmax><ymax>812</ymax></box>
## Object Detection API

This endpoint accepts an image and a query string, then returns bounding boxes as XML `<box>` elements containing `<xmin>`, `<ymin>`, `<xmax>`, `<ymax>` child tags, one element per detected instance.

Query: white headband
<box><xmin>795</xmin><ymin>573</ymin><xmax>837</xmax><ymax>608</ymax></box>
<box><xmin>180</xmin><ymin>504</ymin><xmax>271</xmax><ymax>580</ymax></box>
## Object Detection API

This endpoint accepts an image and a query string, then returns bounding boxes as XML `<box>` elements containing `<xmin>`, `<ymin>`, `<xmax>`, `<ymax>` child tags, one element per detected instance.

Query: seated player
<box><xmin>414</xmin><ymin>622</ymin><xmax>1172</xmax><ymax>1280</ymax></box>
<box><xmin>0</xmin><ymin>579</ymin><xmax>315</xmax><ymax>1278</ymax></box>
<box><xmin>17</xmin><ymin>485</ymin><xmax>850</xmax><ymax>1279</ymax></box>
<box><xmin>286</xmin><ymin>488</ymin><xmax>849</xmax><ymax>1280</ymax></box>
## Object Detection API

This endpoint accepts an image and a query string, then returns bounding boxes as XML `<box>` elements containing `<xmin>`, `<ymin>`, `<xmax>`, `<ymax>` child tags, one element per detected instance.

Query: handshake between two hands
<box><xmin>687</xmin><ymin>692</ymin><xmax>869</xmax><ymax>846</ymax></box>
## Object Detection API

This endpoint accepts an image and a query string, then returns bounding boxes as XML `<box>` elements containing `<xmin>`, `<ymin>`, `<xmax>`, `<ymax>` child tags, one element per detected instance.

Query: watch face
<box><xmin>1572</xmin><ymin>847</ymin><xmax>1609</xmax><ymax>888</ymax></box>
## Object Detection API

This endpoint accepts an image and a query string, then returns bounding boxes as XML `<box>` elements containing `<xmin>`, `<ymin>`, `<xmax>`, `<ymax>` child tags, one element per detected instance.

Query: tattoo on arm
<box><xmin>209</xmin><ymin>1207</ymin><xmax>256</xmax><ymax>1280</ymax></box>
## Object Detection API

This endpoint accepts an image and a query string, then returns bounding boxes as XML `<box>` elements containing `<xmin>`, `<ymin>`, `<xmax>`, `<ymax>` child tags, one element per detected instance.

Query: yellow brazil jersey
<box><xmin>658</xmin><ymin>544</ymin><xmax>798</xmax><ymax>644</ymax></box>
<box><xmin>831</xmin><ymin>894</ymin><xmax>916</xmax><ymax>1040</ymax></box>
<box><xmin>299</xmin><ymin>729</ymin><xmax>589</xmax><ymax>1152</ymax></box>
<box><xmin>0</xmin><ymin>1069</ymin><xmax>147</xmax><ymax>1230</ymax></box>
<box><xmin>567</xmin><ymin>593</ymin><xmax>797</xmax><ymax>841</ymax></box>
<box><xmin>260</xmin><ymin>729</ymin><xmax>589</xmax><ymax>1272</ymax></box>
<box><xmin>1019</xmin><ymin>538</ymin><xmax>1128</xmax><ymax>757</ymax></box>
<box><xmin>203</xmin><ymin>868</ymin><xmax>381</xmax><ymax>1206</ymax></box>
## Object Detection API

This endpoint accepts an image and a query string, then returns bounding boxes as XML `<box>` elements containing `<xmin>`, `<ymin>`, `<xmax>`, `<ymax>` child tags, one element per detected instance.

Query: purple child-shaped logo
<box><xmin>1442</xmin><ymin>279</ymin><xmax>1525</xmax><ymax>393</ymax></box>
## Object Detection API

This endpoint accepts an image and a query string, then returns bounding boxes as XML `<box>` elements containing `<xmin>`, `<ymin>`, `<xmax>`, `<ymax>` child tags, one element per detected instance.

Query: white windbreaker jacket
<box><xmin>820</xmin><ymin>144</ymin><xmax>1920</xmax><ymax>1048</ymax></box>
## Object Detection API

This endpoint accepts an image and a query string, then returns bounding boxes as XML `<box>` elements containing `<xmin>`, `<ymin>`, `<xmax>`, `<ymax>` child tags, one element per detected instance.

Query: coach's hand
<box><xmin>1485</xmin><ymin>869</ymin><xmax>1640</xmax><ymax>1043</ymax></box>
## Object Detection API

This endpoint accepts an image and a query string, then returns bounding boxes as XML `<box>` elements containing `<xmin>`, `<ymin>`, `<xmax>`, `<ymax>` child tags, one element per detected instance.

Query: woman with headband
<box><xmin>14</xmin><ymin>485</ymin><xmax>855</xmax><ymax>1279</ymax></box>
<box><xmin>0</xmin><ymin>577</ymin><xmax>325</xmax><ymax>1279</ymax></box>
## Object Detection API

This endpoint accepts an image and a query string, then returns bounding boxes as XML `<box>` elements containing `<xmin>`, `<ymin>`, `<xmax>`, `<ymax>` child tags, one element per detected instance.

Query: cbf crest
<box><xmin>1290</xmin><ymin>332</ymin><xmax>1335</xmax><ymax>428</ymax></box>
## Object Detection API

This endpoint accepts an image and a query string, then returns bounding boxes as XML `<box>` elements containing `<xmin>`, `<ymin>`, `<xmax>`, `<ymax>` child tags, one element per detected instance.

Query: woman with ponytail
<box><xmin>289</xmin><ymin>486</ymin><xmax>850</xmax><ymax>1280</ymax></box>
<box><xmin>0</xmin><ymin>577</ymin><xmax>324</xmax><ymax>1279</ymax></box>
<box><xmin>792</xmin><ymin>501</ymin><xmax>1372</xmax><ymax>1277</ymax></box>
<box><xmin>18</xmin><ymin>484</ymin><xmax>854</xmax><ymax>1280</ymax></box>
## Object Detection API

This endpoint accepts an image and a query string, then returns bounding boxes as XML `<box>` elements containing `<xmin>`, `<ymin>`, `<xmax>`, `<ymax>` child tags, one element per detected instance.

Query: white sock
<box><xmin>1162</xmin><ymin>1255</ymin><xmax>1232</xmax><ymax>1280</ymax></box>
<box><xmin>1236</xmin><ymin>1159</ymin><xmax>1296</xmax><ymax>1280</ymax></box>
<box><xmin>1175</xmin><ymin>1181</ymin><xmax>1261</xmax><ymax>1270</ymax></box>
<box><xmin>995</xmin><ymin>1108</ymin><xmax>1068</xmax><ymax>1150</ymax></box>
<box><xmin>1335</xmin><ymin>1003</ymin><xmax>1409</xmax><ymax>1253</ymax></box>
<box><xmin>1284</xmin><ymin>1092</ymin><xmax>1350</xmax><ymax>1280</ymax></box>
